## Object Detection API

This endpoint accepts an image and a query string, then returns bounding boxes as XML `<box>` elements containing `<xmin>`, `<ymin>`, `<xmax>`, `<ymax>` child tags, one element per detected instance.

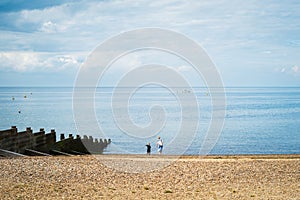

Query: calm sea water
<box><xmin>0</xmin><ymin>87</ymin><xmax>299</xmax><ymax>155</ymax></box>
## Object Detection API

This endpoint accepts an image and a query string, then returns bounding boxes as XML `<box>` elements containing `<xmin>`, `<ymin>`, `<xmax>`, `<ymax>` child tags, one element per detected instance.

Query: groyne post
<box><xmin>0</xmin><ymin>126</ymin><xmax>18</xmax><ymax>152</ymax></box>
<box><xmin>16</xmin><ymin>127</ymin><xmax>33</xmax><ymax>153</ymax></box>
<box><xmin>33</xmin><ymin>128</ymin><xmax>46</xmax><ymax>151</ymax></box>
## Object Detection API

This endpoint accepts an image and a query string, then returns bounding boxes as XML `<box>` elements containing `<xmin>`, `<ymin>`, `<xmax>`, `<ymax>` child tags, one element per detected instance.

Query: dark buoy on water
<box><xmin>18</xmin><ymin>110</ymin><xmax>21</xmax><ymax>114</ymax></box>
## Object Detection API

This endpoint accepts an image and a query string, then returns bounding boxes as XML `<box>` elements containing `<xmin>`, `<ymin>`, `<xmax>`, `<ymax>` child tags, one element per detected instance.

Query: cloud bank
<box><xmin>0</xmin><ymin>0</ymin><xmax>299</xmax><ymax>86</ymax></box>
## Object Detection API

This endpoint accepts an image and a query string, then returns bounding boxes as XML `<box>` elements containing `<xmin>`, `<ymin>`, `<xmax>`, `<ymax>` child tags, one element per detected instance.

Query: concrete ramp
<box><xmin>0</xmin><ymin>149</ymin><xmax>26</xmax><ymax>157</ymax></box>
<box><xmin>25</xmin><ymin>149</ymin><xmax>52</xmax><ymax>156</ymax></box>
<box><xmin>50</xmin><ymin>149</ymin><xmax>73</xmax><ymax>156</ymax></box>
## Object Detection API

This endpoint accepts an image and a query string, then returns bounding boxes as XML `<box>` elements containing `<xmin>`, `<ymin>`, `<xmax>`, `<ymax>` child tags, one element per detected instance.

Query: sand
<box><xmin>0</xmin><ymin>154</ymin><xmax>299</xmax><ymax>199</ymax></box>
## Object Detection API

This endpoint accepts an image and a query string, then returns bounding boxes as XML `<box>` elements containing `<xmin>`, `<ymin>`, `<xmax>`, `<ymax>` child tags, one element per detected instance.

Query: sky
<box><xmin>0</xmin><ymin>0</ymin><xmax>299</xmax><ymax>87</ymax></box>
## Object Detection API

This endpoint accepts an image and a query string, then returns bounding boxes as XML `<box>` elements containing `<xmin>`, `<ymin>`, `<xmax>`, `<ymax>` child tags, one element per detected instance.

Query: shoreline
<box><xmin>2</xmin><ymin>153</ymin><xmax>300</xmax><ymax>160</ymax></box>
<box><xmin>100</xmin><ymin>153</ymin><xmax>300</xmax><ymax>159</ymax></box>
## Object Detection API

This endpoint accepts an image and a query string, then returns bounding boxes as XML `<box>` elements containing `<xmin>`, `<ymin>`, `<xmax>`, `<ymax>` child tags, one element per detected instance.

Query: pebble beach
<box><xmin>0</xmin><ymin>154</ymin><xmax>299</xmax><ymax>199</ymax></box>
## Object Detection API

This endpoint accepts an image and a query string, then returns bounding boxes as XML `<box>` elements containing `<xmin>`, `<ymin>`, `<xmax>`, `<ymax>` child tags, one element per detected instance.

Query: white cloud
<box><xmin>39</xmin><ymin>21</ymin><xmax>60</xmax><ymax>33</ymax></box>
<box><xmin>17</xmin><ymin>4</ymin><xmax>72</xmax><ymax>31</ymax></box>
<box><xmin>276</xmin><ymin>65</ymin><xmax>300</xmax><ymax>76</ymax></box>
<box><xmin>0</xmin><ymin>52</ymin><xmax>38</xmax><ymax>71</ymax></box>
<box><xmin>292</xmin><ymin>65</ymin><xmax>299</xmax><ymax>73</ymax></box>
<box><xmin>107</xmin><ymin>53</ymin><xmax>142</xmax><ymax>73</ymax></box>
<box><xmin>0</xmin><ymin>51</ymin><xmax>84</xmax><ymax>72</ymax></box>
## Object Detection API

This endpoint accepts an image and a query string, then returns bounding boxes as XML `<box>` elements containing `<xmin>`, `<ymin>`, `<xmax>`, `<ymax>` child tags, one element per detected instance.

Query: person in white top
<box><xmin>156</xmin><ymin>136</ymin><xmax>163</xmax><ymax>154</ymax></box>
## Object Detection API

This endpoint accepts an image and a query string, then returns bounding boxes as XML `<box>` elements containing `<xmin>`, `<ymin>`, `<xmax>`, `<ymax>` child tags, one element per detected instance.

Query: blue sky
<box><xmin>0</xmin><ymin>0</ymin><xmax>299</xmax><ymax>86</ymax></box>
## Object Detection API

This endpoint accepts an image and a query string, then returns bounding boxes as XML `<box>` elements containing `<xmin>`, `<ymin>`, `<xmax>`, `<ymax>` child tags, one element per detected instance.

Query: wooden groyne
<box><xmin>0</xmin><ymin>126</ymin><xmax>111</xmax><ymax>157</ymax></box>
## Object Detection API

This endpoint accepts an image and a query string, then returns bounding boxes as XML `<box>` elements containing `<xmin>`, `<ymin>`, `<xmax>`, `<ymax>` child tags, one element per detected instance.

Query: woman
<box><xmin>156</xmin><ymin>136</ymin><xmax>163</xmax><ymax>154</ymax></box>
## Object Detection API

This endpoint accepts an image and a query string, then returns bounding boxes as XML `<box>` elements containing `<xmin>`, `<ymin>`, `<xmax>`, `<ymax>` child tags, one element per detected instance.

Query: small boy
<box><xmin>145</xmin><ymin>142</ymin><xmax>151</xmax><ymax>155</ymax></box>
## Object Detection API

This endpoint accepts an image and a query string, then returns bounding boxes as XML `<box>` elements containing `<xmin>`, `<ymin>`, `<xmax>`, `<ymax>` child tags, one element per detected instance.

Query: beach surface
<box><xmin>0</xmin><ymin>154</ymin><xmax>299</xmax><ymax>199</ymax></box>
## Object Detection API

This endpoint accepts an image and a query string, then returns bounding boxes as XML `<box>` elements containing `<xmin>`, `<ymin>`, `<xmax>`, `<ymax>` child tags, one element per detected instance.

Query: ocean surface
<box><xmin>0</xmin><ymin>86</ymin><xmax>299</xmax><ymax>155</ymax></box>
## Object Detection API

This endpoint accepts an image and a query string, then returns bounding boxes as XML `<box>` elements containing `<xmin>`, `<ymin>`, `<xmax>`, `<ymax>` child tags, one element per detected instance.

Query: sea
<box><xmin>0</xmin><ymin>86</ymin><xmax>299</xmax><ymax>155</ymax></box>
